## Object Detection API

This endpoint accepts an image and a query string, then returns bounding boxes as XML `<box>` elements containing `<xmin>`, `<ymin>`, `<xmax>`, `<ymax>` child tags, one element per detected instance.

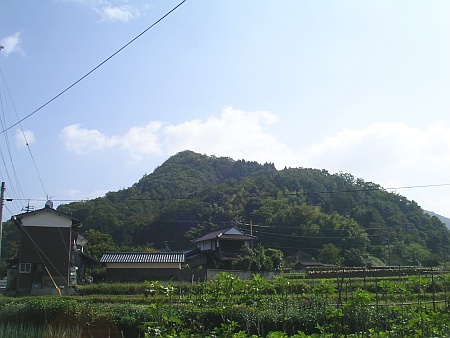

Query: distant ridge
<box><xmin>50</xmin><ymin>150</ymin><xmax>450</xmax><ymax>267</ymax></box>
<box><xmin>425</xmin><ymin>210</ymin><xmax>450</xmax><ymax>229</ymax></box>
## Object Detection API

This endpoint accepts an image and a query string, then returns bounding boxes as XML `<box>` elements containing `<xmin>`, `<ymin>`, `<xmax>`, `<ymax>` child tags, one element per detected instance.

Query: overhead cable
<box><xmin>0</xmin><ymin>0</ymin><xmax>188</xmax><ymax>135</ymax></box>
<box><xmin>5</xmin><ymin>182</ymin><xmax>450</xmax><ymax>203</ymax></box>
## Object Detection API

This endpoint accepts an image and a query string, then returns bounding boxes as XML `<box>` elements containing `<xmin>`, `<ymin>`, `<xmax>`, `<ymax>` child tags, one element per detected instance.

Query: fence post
<box><xmin>432</xmin><ymin>269</ymin><xmax>436</xmax><ymax>312</ymax></box>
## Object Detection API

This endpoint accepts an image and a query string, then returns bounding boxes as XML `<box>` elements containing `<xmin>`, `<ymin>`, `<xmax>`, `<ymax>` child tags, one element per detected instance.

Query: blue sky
<box><xmin>1</xmin><ymin>0</ymin><xmax>449</xmax><ymax>220</ymax></box>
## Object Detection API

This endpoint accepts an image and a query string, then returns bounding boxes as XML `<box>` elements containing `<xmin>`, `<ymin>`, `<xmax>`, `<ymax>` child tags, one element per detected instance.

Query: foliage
<box><xmin>0</xmin><ymin>297</ymin><xmax>147</xmax><ymax>337</ymax></box>
<box><xmin>57</xmin><ymin>150</ymin><xmax>449</xmax><ymax>266</ymax></box>
<box><xmin>0</xmin><ymin>323</ymin><xmax>84</xmax><ymax>338</ymax></box>
<box><xmin>79</xmin><ymin>282</ymin><xmax>146</xmax><ymax>295</ymax></box>
<box><xmin>83</xmin><ymin>229</ymin><xmax>118</xmax><ymax>260</ymax></box>
<box><xmin>233</xmin><ymin>244</ymin><xmax>284</xmax><ymax>271</ymax></box>
<box><xmin>318</xmin><ymin>243</ymin><xmax>342</xmax><ymax>265</ymax></box>
<box><xmin>4</xmin><ymin>272</ymin><xmax>450</xmax><ymax>336</ymax></box>
<box><xmin>0</xmin><ymin>220</ymin><xmax>19</xmax><ymax>263</ymax></box>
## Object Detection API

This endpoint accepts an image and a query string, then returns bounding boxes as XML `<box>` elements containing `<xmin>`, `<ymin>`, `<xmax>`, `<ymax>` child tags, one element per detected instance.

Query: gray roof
<box><xmin>100</xmin><ymin>252</ymin><xmax>185</xmax><ymax>264</ymax></box>
<box><xmin>191</xmin><ymin>227</ymin><xmax>256</xmax><ymax>243</ymax></box>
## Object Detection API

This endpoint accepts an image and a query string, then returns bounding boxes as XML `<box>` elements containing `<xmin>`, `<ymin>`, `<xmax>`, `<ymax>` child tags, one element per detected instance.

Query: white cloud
<box><xmin>0</xmin><ymin>32</ymin><xmax>25</xmax><ymax>56</ymax></box>
<box><xmin>62</xmin><ymin>0</ymin><xmax>144</xmax><ymax>22</ymax></box>
<box><xmin>15</xmin><ymin>129</ymin><xmax>35</xmax><ymax>148</ymax></box>
<box><xmin>60</xmin><ymin>122</ymin><xmax>163</xmax><ymax>157</ymax></box>
<box><xmin>99</xmin><ymin>5</ymin><xmax>138</xmax><ymax>22</ymax></box>
<box><xmin>162</xmin><ymin>107</ymin><xmax>294</xmax><ymax>164</ymax></box>
<box><xmin>60</xmin><ymin>108</ymin><xmax>296</xmax><ymax>164</ymax></box>
<box><xmin>300</xmin><ymin>122</ymin><xmax>450</xmax><ymax>216</ymax></box>
<box><xmin>301</xmin><ymin>122</ymin><xmax>450</xmax><ymax>177</ymax></box>
<box><xmin>60</xmin><ymin>124</ymin><xmax>120</xmax><ymax>154</ymax></box>
<box><xmin>60</xmin><ymin>110</ymin><xmax>450</xmax><ymax>216</ymax></box>
<box><xmin>120</xmin><ymin>122</ymin><xmax>164</xmax><ymax>159</ymax></box>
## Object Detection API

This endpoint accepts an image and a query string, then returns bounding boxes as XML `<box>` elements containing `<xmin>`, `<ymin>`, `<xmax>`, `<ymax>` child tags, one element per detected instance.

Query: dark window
<box><xmin>19</xmin><ymin>263</ymin><xmax>31</xmax><ymax>273</ymax></box>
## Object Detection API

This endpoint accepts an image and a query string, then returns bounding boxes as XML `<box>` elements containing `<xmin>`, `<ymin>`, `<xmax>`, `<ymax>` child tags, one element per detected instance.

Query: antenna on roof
<box><xmin>45</xmin><ymin>195</ymin><xmax>54</xmax><ymax>209</ymax></box>
<box><xmin>22</xmin><ymin>200</ymin><xmax>34</xmax><ymax>212</ymax></box>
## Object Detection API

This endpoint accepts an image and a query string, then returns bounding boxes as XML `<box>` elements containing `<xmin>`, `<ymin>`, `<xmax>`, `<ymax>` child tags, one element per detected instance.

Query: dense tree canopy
<box><xmin>51</xmin><ymin>150</ymin><xmax>449</xmax><ymax>267</ymax></box>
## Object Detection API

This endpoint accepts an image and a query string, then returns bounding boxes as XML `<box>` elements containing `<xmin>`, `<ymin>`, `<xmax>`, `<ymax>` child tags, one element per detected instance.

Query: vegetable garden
<box><xmin>1</xmin><ymin>268</ymin><xmax>450</xmax><ymax>337</ymax></box>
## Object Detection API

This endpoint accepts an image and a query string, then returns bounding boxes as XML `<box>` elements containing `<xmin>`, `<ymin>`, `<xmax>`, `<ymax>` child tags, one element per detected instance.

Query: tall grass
<box><xmin>0</xmin><ymin>323</ymin><xmax>83</xmax><ymax>338</ymax></box>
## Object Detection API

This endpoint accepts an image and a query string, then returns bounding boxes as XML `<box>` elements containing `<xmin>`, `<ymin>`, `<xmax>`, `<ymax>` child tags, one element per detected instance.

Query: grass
<box><xmin>0</xmin><ymin>323</ymin><xmax>84</xmax><ymax>338</ymax></box>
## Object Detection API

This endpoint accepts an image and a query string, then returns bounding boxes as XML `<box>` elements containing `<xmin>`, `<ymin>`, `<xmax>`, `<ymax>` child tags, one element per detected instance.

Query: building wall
<box><xmin>19</xmin><ymin>211</ymin><xmax>73</xmax><ymax>228</ymax></box>
<box><xmin>17</xmin><ymin>226</ymin><xmax>71</xmax><ymax>291</ymax></box>
<box><xmin>198</xmin><ymin>241</ymin><xmax>213</xmax><ymax>251</ymax></box>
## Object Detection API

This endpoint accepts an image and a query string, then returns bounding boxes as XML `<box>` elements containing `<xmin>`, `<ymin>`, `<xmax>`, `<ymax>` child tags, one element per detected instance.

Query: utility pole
<box><xmin>0</xmin><ymin>45</ymin><xmax>4</xmax><ymax>262</ymax></box>
<box><xmin>0</xmin><ymin>182</ymin><xmax>5</xmax><ymax>263</ymax></box>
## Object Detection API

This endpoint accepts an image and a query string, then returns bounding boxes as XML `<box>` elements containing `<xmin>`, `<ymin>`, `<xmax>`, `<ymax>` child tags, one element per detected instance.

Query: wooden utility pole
<box><xmin>0</xmin><ymin>182</ymin><xmax>5</xmax><ymax>263</ymax></box>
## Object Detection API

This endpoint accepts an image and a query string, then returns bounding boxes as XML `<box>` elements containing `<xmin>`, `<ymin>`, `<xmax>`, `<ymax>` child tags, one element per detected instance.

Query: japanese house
<box><xmin>9</xmin><ymin>201</ymin><xmax>88</xmax><ymax>295</ymax></box>
<box><xmin>186</xmin><ymin>227</ymin><xmax>256</xmax><ymax>269</ymax></box>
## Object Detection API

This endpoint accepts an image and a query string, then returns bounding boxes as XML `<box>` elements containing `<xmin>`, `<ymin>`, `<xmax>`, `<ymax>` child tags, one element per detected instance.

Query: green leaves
<box><xmin>233</xmin><ymin>244</ymin><xmax>284</xmax><ymax>272</ymax></box>
<box><xmin>56</xmin><ymin>151</ymin><xmax>450</xmax><ymax>266</ymax></box>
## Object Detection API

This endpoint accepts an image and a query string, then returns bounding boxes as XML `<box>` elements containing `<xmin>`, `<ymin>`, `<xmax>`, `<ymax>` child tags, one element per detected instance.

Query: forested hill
<box><xmin>59</xmin><ymin>150</ymin><xmax>449</xmax><ymax>267</ymax></box>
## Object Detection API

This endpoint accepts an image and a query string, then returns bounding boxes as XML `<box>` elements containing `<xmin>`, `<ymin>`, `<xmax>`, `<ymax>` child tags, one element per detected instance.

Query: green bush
<box><xmin>78</xmin><ymin>282</ymin><xmax>145</xmax><ymax>295</ymax></box>
<box><xmin>0</xmin><ymin>323</ymin><xmax>84</xmax><ymax>338</ymax></box>
<box><xmin>0</xmin><ymin>297</ymin><xmax>149</xmax><ymax>337</ymax></box>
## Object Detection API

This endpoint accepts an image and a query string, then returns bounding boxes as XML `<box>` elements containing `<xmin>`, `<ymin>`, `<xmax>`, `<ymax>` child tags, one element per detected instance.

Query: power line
<box><xmin>5</xmin><ymin>182</ymin><xmax>450</xmax><ymax>204</ymax></box>
<box><xmin>249</xmin><ymin>229</ymin><xmax>371</xmax><ymax>240</ymax></box>
<box><xmin>386</xmin><ymin>183</ymin><xmax>450</xmax><ymax>190</ymax></box>
<box><xmin>0</xmin><ymin>65</ymin><xmax>47</xmax><ymax>198</ymax></box>
<box><xmin>0</xmin><ymin>0</ymin><xmax>188</xmax><ymax>135</ymax></box>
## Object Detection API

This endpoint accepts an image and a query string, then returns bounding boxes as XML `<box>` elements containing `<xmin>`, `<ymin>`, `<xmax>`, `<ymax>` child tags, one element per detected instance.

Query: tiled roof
<box><xmin>191</xmin><ymin>227</ymin><xmax>256</xmax><ymax>243</ymax></box>
<box><xmin>100</xmin><ymin>252</ymin><xmax>185</xmax><ymax>264</ymax></box>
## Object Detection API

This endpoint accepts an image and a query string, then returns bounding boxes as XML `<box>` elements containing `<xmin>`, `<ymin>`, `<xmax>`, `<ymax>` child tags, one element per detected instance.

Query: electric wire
<box><xmin>4</xmin><ymin>182</ymin><xmax>449</xmax><ymax>204</ymax></box>
<box><xmin>0</xmin><ymin>65</ymin><xmax>47</xmax><ymax>199</ymax></box>
<box><xmin>0</xmin><ymin>0</ymin><xmax>188</xmax><ymax>216</ymax></box>
<box><xmin>0</xmin><ymin>93</ymin><xmax>22</xmax><ymax>197</ymax></box>
<box><xmin>247</xmin><ymin>229</ymin><xmax>375</xmax><ymax>240</ymax></box>
<box><xmin>16</xmin><ymin>220</ymin><xmax>69</xmax><ymax>285</ymax></box>
<box><xmin>0</xmin><ymin>67</ymin><xmax>29</xmax><ymax>216</ymax></box>
<box><xmin>0</xmin><ymin>115</ymin><xmax>25</xmax><ymax>215</ymax></box>
<box><xmin>0</xmin><ymin>0</ymin><xmax>188</xmax><ymax>135</ymax></box>
<box><xmin>0</xmin><ymin>0</ymin><xmax>188</xmax><ymax>219</ymax></box>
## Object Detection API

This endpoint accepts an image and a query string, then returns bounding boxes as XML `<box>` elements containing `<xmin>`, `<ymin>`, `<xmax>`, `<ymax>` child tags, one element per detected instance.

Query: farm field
<box><xmin>1</xmin><ymin>269</ymin><xmax>450</xmax><ymax>337</ymax></box>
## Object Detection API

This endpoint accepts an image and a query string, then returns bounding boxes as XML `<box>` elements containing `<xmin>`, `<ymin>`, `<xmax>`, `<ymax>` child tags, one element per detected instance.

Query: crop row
<box><xmin>2</xmin><ymin>272</ymin><xmax>450</xmax><ymax>337</ymax></box>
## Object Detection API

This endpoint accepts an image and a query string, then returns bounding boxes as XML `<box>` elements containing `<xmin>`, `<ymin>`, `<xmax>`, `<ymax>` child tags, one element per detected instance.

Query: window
<box><xmin>19</xmin><ymin>263</ymin><xmax>31</xmax><ymax>273</ymax></box>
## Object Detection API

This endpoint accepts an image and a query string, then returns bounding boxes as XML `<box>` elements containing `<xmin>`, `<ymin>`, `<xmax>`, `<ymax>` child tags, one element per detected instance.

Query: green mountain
<box><xmin>425</xmin><ymin>210</ymin><xmax>450</xmax><ymax>230</ymax></box>
<box><xmin>58</xmin><ymin>150</ymin><xmax>449</xmax><ymax>267</ymax></box>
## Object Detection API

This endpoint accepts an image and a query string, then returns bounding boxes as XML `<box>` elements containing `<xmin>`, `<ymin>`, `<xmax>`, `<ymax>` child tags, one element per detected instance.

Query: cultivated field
<box><xmin>1</xmin><ymin>268</ymin><xmax>450</xmax><ymax>337</ymax></box>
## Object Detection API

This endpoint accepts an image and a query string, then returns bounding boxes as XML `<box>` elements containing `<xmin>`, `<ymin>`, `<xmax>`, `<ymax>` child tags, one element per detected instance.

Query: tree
<box><xmin>343</xmin><ymin>248</ymin><xmax>365</xmax><ymax>267</ymax></box>
<box><xmin>83</xmin><ymin>229</ymin><xmax>118</xmax><ymax>260</ymax></box>
<box><xmin>232</xmin><ymin>244</ymin><xmax>284</xmax><ymax>271</ymax></box>
<box><xmin>57</xmin><ymin>151</ymin><xmax>450</xmax><ymax>265</ymax></box>
<box><xmin>318</xmin><ymin>243</ymin><xmax>342</xmax><ymax>265</ymax></box>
